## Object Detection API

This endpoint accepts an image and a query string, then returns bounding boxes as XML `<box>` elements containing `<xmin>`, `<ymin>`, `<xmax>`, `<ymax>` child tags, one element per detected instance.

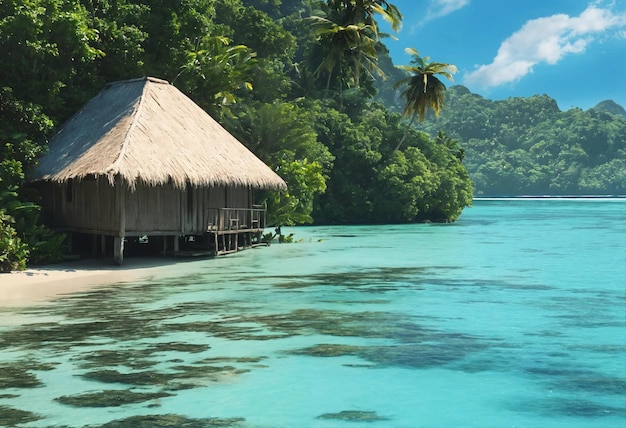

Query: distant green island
<box><xmin>415</xmin><ymin>86</ymin><xmax>626</xmax><ymax>197</ymax></box>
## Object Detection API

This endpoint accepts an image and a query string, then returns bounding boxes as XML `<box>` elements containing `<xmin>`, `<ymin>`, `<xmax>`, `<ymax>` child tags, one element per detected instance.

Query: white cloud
<box><xmin>424</xmin><ymin>0</ymin><xmax>471</xmax><ymax>22</ymax></box>
<box><xmin>464</xmin><ymin>4</ymin><xmax>626</xmax><ymax>89</ymax></box>
<box><xmin>408</xmin><ymin>0</ymin><xmax>470</xmax><ymax>32</ymax></box>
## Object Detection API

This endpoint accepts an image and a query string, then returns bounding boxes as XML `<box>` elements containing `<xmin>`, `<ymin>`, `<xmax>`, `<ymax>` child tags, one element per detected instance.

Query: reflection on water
<box><xmin>1</xmin><ymin>200</ymin><xmax>625</xmax><ymax>427</ymax></box>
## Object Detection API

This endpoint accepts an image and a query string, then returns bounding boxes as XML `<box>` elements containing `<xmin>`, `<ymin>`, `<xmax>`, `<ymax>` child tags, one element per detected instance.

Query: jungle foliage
<box><xmin>418</xmin><ymin>86</ymin><xmax>626</xmax><ymax>196</ymax></box>
<box><xmin>1</xmin><ymin>0</ymin><xmax>474</xmax><ymax>269</ymax></box>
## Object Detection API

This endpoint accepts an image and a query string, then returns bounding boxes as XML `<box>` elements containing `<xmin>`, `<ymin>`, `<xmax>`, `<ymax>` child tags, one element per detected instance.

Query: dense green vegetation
<box><xmin>418</xmin><ymin>86</ymin><xmax>626</xmax><ymax>196</ymax></box>
<box><xmin>1</xmin><ymin>0</ymin><xmax>475</xmax><ymax>270</ymax></box>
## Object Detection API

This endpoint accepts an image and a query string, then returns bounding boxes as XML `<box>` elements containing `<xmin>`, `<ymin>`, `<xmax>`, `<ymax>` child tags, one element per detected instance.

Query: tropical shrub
<box><xmin>0</xmin><ymin>211</ymin><xmax>29</xmax><ymax>272</ymax></box>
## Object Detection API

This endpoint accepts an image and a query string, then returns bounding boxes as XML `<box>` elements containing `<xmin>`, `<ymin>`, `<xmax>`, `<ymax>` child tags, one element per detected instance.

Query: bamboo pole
<box><xmin>114</xmin><ymin>175</ymin><xmax>126</xmax><ymax>265</ymax></box>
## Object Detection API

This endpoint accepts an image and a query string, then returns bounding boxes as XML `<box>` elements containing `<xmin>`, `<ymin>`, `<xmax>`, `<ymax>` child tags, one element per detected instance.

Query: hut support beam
<box><xmin>115</xmin><ymin>176</ymin><xmax>126</xmax><ymax>265</ymax></box>
<box><xmin>114</xmin><ymin>236</ymin><xmax>124</xmax><ymax>265</ymax></box>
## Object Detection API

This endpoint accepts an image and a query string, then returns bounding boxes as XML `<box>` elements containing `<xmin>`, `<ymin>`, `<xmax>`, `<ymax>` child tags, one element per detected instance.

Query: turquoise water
<box><xmin>1</xmin><ymin>199</ymin><xmax>625</xmax><ymax>427</ymax></box>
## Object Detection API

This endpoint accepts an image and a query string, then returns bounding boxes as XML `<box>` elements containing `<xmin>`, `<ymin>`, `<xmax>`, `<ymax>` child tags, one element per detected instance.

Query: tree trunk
<box><xmin>394</xmin><ymin>114</ymin><xmax>417</xmax><ymax>152</ymax></box>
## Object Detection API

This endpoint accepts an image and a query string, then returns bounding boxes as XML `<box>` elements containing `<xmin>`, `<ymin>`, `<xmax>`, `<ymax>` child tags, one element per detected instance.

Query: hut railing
<box><xmin>206</xmin><ymin>205</ymin><xmax>266</xmax><ymax>233</ymax></box>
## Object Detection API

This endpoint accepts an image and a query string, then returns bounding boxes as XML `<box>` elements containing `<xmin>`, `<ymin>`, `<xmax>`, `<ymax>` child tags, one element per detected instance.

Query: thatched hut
<box><xmin>32</xmin><ymin>77</ymin><xmax>286</xmax><ymax>264</ymax></box>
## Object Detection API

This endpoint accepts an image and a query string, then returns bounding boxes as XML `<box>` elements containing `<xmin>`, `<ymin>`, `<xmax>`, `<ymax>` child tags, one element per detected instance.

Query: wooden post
<box><xmin>114</xmin><ymin>236</ymin><xmax>124</xmax><ymax>265</ymax></box>
<box><xmin>114</xmin><ymin>175</ymin><xmax>126</xmax><ymax>265</ymax></box>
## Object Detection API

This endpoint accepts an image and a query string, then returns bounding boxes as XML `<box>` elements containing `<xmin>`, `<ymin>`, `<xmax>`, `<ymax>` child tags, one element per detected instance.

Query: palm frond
<box><xmin>395</xmin><ymin>49</ymin><xmax>456</xmax><ymax>123</ymax></box>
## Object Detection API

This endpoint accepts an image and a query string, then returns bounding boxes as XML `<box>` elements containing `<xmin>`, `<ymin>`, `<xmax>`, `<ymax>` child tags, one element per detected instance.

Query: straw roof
<box><xmin>35</xmin><ymin>77</ymin><xmax>287</xmax><ymax>191</ymax></box>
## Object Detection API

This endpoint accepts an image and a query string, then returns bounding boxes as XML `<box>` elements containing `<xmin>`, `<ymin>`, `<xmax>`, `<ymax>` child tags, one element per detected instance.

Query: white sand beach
<box><xmin>0</xmin><ymin>258</ymin><xmax>176</xmax><ymax>307</ymax></box>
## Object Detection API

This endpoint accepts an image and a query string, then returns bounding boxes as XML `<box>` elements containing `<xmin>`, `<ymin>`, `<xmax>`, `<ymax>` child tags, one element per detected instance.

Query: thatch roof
<box><xmin>34</xmin><ymin>77</ymin><xmax>287</xmax><ymax>191</ymax></box>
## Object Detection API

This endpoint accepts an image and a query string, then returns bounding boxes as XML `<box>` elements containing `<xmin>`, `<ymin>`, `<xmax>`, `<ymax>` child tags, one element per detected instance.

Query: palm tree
<box><xmin>309</xmin><ymin>16</ymin><xmax>383</xmax><ymax>110</ymax></box>
<box><xmin>309</xmin><ymin>16</ymin><xmax>362</xmax><ymax>90</ymax></box>
<box><xmin>326</xmin><ymin>0</ymin><xmax>402</xmax><ymax>34</ymax></box>
<box><xmin>393</xmin><ymin>48</ymin><xmax>457</xmax><ymax>151</ymax></box>
<box><xmin>309</xmin><ymin>1</ymin><xmax>402</xmax><ymax>94</ymax></box>
<box><xmin>347</xmin><ymin>34</ymin><xmax>384</xmax><ymax>89</ymax></box>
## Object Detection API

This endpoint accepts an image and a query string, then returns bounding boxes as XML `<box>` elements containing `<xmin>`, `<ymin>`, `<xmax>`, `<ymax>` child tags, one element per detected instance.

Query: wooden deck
<box><xmin>205</xmin><ymin>206</ymin><xmax>268</xmax><ymax>255</ymax></box>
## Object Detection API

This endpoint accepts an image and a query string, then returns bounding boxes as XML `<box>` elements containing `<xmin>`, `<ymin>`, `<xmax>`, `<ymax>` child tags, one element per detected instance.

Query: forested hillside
<box><xmin>1</xmin><ymin>0</ymin><xmax>473</xmax><ymax>270</ymax></box>
<box><xmin>418</xmin><ymin>86</ymin><xmax>626</xmax><ymax>196</ymax></box>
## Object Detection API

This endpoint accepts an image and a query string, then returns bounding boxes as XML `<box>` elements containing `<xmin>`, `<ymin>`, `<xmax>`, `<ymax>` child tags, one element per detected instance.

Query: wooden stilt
<box><xmin>114</xmin><ymin>236</ymin><xmax>124</xmax><ymax>265</ymax></box>
<box><xmin>115</xmin><ymin>175</ymin><xmax>126</xmax><ymax>265</ymax></box>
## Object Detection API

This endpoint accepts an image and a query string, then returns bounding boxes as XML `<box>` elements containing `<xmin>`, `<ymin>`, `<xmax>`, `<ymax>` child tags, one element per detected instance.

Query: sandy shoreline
<box><xmin>1</xmin><ymin>257</ymin><xmax>178</xmax><ymax>307</ymax></box>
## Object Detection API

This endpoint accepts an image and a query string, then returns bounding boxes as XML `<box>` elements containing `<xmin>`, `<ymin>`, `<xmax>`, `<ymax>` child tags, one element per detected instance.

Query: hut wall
<box><xmin>36</xmin><ymin>179</ymin><xmax>257</xmax><ymax>237</ymax></box>
<box><xmin>124</xmin><ymin>182</ymin><xmax>181</xmax><ymax>235</ymax></box>
<box><xmin>207</xmin><ymin>186</ymin><xmax>227</xmax><ymax>209</ymax></box>
<box><xmin>227</xmin><ymin>186</ymin><xmax>253</xmax><ymax>208</ymax></box>
<box><xmin>35</xmin><ymin>181</ymin><xmax>63</xmax><ymax>227</ymax></box>
<box><xmin>182</xmin><ymin>185</ymin><xmax>197</xmax><ymax>235</ymax></box>
<box><xmin>35</xmin><ymin>178</ymin><xmax>119</xmax><ymax>234</ymax></box>
<box><xmin>182</xmin><ymin>185</ymin><xmax>227</xmax><ymax>235</ymax></box>
<box><xmin>124</xmin><ymin>184</ymin><xmax>252</xmax><ymax>236</ymax></box>
<box><xmin>205</xmin><ymin>186</ymin><xmax>227</xmax><ymax>233</ymax></box>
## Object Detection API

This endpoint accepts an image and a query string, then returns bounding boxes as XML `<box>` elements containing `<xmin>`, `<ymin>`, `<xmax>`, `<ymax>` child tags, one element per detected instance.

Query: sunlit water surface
<box><xmin>1</xmin><ymin>199</ymin><xmax>625</xmax><ymax>427</ymax></box>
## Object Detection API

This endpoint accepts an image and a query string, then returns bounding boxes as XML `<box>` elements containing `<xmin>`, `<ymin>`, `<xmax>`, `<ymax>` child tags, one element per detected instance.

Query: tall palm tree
<box><xmin>331</xmin><ymin>0</ymin><xmax>403</xmax><ymax>36</ymax></box>
<box><xmin>393</xmin><ymin>48</ymin><xmax>457</xmax><ymax>151</ymax></box>
<box><xmin>309</xmin><ymin>16</ymin><xmax>383</xmax><ymax>111</ymax></box>
<box><xmin>309</xmin><ymin>16</ymin><xmax>363</xmax><ymax>90</ymax></box>
<box><xmin>309</xmin><ymin>0</ymin><xmax>402</xmax><ymax>94</ymax></box>
<box><xmin>347</xmin><ymin>29</ymin><xmax>384</xmax><ymax>88</ymax></box>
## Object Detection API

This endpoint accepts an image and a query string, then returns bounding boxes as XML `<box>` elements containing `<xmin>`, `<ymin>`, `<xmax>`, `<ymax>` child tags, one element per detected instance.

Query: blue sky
<box><xmin>379</xmin><ymin>0</ymin><xmax>626</xmax><ymax>110</ymax></box>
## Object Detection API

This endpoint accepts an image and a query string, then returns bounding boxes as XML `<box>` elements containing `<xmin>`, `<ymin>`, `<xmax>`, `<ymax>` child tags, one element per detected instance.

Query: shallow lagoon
<box><xmin>1</xmin><ymin>199</ymin><xmax>625</xmax><ymax>427</ymax></box>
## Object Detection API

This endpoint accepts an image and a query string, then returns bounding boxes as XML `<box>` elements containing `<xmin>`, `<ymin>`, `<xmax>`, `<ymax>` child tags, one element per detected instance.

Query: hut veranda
<box><xmin>32</xmin><ymin>77</ymin><xmax>287</xmax><ymax>264</ymax></box>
